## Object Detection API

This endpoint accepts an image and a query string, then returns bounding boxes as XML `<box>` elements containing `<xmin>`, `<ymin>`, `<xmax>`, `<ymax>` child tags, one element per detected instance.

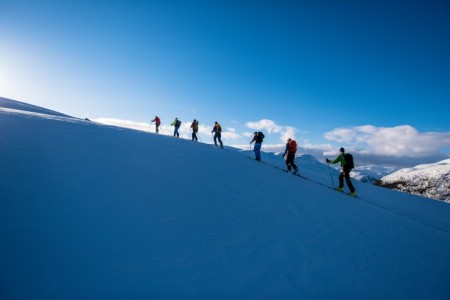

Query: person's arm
<box><xmin>330</xmin><ymin>153</ymin><xmax>344</xmax><ymax>164</ymax></box>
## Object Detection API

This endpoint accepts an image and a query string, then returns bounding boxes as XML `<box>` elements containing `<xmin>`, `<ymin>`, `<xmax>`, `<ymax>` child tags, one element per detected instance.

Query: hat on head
<box><xmin>340</xmin><ymin>147</ymin><xmax>345</xmax><ymax>153</ymax></box>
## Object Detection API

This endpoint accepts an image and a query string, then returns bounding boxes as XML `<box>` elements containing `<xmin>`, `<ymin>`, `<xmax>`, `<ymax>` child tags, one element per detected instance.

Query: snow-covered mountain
<box><xmin>350</xmin><ymin>165</ymin><xmax>396</xmax><ymax>183</ymax></box>
<box><xmin>377</xmin><ymin>160</ymin><xmax>450</xmax><ymax>203</ymax></box>
<box><xmin>2</xmin><ymin>97</ymin><xmax>450</xmax><ymax>299</ymax></box>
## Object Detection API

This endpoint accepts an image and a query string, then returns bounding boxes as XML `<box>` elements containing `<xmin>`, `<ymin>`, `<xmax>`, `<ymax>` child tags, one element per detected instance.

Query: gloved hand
<box><xmin>282</xmin><ymin>155</ymin><xmax>285</xmax><ymax>159</ymax></box>
<box><xmin>326</xmin><ymin>158</ymin><xmax>330</xmax><ymax>163</ymax></box>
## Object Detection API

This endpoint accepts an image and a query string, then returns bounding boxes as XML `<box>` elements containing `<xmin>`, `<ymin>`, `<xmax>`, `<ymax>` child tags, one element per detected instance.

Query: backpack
<box><xmin>344</xmin><ymin>153</ymin><xmax>354</xmax><ymax>169</ymax></box>
<box><xmin>256</xmin><ymin>132</ymin><xmax>265</xmax><ymax>143</ymax></box>
<box><xmin>288</xmin><ymin>140</ymin><xmax>297</xmax><ymax>153</ymax></box>
<box><xmin>175</xmin><ymin>120</ymin><xmax>181</xmax><ymax>127</ymax></box>
<box><xmin>193</xmin><ymin>121</ymin><xmax>199</xmax><ymax>131</ymax></box>
<box><xmin>216</xmin><ymin>124</ymin><xmax>222</xmax><ymax>132</ymax></box>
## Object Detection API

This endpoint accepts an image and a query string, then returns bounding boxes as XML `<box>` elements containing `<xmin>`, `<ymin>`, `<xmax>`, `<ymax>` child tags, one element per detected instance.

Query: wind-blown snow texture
<box><xmin>379</xmin><ymin>160</ymin><xmax>450</xmax><ymax>203</ymax></box>
<box><xmin>1</xmin><ymin>97</ymin><xmax>450</xmax><ymax>299</ymax></box>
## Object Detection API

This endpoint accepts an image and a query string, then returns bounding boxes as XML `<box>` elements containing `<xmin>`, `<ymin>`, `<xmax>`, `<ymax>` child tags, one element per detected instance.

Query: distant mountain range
<box><xmin>351</xmin><ymin>165</ymin><xmax>397</xmax><ymax>184</ymax></box>
<box><xmin>376</xmin><ymin>159</ymin><xmax>450</xmax><ymax>203</ymax></box>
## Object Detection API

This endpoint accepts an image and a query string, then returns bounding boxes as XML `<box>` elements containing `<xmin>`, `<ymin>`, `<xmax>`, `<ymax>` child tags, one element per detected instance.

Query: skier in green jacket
<box><xmin>326</xmin><ymin>147</ymin><xmax>356</xmax><ymax>197</ymax></box>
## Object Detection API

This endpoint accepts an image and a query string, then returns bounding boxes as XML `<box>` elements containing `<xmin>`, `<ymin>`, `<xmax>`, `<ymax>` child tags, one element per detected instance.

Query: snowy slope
<box><xmin>0</xmin><ymin>97</ymin><xmax>71</xmax><ymax>117</ymax></box>
<box><xmin>378</xmin><ymin>160</ymin><xmax>450</xmax><ymax>203</ymax></box>
<box><xmin>1</xmin><ymin>99</ymin><xmax>450</xmax><ymax>299</ymax></box>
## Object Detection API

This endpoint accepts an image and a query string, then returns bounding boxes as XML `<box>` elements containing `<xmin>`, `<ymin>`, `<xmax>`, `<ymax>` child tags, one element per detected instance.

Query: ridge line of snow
<box><xmin>0</xmin><ymin>107</ymin><xmax>78</xmax><ymax>122</ymax></box>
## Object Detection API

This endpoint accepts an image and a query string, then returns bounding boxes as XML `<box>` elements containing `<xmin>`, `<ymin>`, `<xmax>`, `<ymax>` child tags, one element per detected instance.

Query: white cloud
<box><xmin>323</xmin><ymin>128</ymin><xmax>357</xmax><ymax>143</ymax></box>
<box><xmin>246</xmin><ymin>119</ymin><xmax>282</xmax><ymax>133</ymax></box>
<box><xmin>93</xmin><ymin>118</ymin><xmax>152</xmax><ymax>132</ymax></box>
<box><xmin>246</xmin><ymin>119</ymin><xmax>297</xmax><ymax>143</ymax></box>
<box><xmin>222</xmin><ymin>131</ymin><xmax>241</xmax><ymax>139</ymax></box>
<box><xmin>242</xmin><ymin>131</ymin><xmax>254</xmax><ymax>138</ymax></box>
<box><xmin>324</xmin><ymin>125</ymin><xmax>450</xmax><ymax>157</ymax></box>
<box><xmin>280</xmin><ymin>126</ymin><xmax>296</xmax><ymax>143</ymax></box>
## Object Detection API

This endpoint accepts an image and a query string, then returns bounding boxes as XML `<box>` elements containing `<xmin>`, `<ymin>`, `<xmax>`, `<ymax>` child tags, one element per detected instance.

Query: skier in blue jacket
<box><xmin>250</xmin><ymin>131</ymin><xmax>265</xmax><ymax>161</ymax></box>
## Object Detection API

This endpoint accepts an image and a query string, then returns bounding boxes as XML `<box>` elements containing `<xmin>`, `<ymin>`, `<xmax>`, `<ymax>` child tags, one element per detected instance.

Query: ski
<box><xmin>333</xmin><ymin>188</ymin><xmax>358</xmax><ymax>198</ymax></box>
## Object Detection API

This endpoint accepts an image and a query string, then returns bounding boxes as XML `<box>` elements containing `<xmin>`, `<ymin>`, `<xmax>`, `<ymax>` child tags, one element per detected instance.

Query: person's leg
<box><xmin>290</xmin><ymin>154</ymin><xmax>298</xmax><ymax>171</ymax></box>
<box><xmin>344</xmin><ymin>170</ymin><xmax>356</xmax><ymax>193</ymax></box>
<box><xmin>218</xmin><ymin>133</ymin><xmax>223</xmax><ymax>148</ymax></box>
<box><xmin>254</xmin><ymin>143</ymin><xmax>261</xmax><ymax>160</ymax></box>
<box><xmin>285</xmin><ymin>155</ymin><xmax>292</xmax><ymax>171</ymax></box>
<box><xmin>338</xmin><ymin>172</ymin><xmax>345</xmax><ymax>189</ymax></box>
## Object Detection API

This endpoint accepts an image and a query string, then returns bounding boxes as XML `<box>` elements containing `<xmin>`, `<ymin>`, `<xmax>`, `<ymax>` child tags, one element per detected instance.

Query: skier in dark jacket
<box><xmin>211</xmin><ymin>122</ymin><xmax>223</xmax><ymax>148</ymax></box>
<box><xmin>282</xmin><ymin>138</ymin><xmax>299</xmax><ymax>174</ymax></box>
<box><xmin>326</xmin><ymin>147</ymin><xmax>356</xmax><ymax>196</ymax></box>
<box><xmin>250</xmin><ymin>131</ymin><xmax>265</xmax><ymax>161</ymax></box>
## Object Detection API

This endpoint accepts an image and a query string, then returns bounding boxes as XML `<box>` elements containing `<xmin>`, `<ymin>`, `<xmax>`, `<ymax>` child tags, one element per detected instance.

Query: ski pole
<box><xmin>327</xmin><ymin>162</ymin><xmax>336</xmax><ymax>189</ymax></box>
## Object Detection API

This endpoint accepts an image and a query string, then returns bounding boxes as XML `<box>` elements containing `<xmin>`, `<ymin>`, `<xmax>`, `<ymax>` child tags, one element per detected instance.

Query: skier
<box><xmin>151</xmin><ymin>116</ymin><xmax>161</xmax><ymax>133</ymax></box>
<box><xmin>250</xmin><ymin>131</ymin><xmax>265</xmax><ymax>161</ymax></box>
<box><xmin>171</xmin><ymin>118</ymin><xmax>181</xmax><ymax>137</ymax></box>
<box><xmin>282</xmin><ymin>138</ymin><xmax>299</xmax><ymax>174</ymax></box>
<box><xmin>211</xmin><ymin>122</ymin><xmax>223</xmax><ymax>148</ymax></box>
<box><xmin>326</xmin><ymin>147</ymin><xmax>357</xmax><ymax>197</ymax></box>
<box><xmin>190</xmin><ymin>119</ymin><xmax>199</xmax><ymax>141</ymax></box>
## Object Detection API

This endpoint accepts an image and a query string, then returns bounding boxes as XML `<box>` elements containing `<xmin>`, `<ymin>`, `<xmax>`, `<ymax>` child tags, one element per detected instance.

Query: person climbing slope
<box><xmin>250</xmin><ymin>131</ymin><xmax>265</xmax><ymax>161</ymax></box>
<box><xmin>211</xmin><ymin>122</ymin><xmax>223</xmax><ymax>148</ymax></box>
<box><xmin>191</xmin><ymin>119</ymin><xmax>199</xmax><ymax>141</ymax></box>
<box><xmin>151</xmin><ymin>116</ymin><xmax>161</xmax><ymax>133</ymax></box>
<box><xmin>326</xmin><ymin>147</ymin><xmax>357</xmax><ymax>197</ymax></box>
<box><xmin>171</xmin><ymin>118</ymin><xmax>181</xmax><ymax>138</ymax></box>
<box><xmin>282</xmin><ymin>138</ymin><xmax>299</xmax><ymax>174</ymax></box>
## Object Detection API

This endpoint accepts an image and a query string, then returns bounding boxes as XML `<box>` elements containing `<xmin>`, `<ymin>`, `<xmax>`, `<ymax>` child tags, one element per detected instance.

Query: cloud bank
<box><xmin>246</xmin><ymin>119</ymin><xmax>296</xmax><ymax>143</ymax></box>
<box><xmin>324</xmin><ymin>125</ymin><xmax>450</xmax><ymax>157</ymax></box>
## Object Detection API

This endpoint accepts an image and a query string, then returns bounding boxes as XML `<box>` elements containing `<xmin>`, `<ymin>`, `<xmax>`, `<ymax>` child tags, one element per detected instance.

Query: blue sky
<box><xmin>1</xmin><ymin>0</ymin><xmax>449</xmax><ymax>167</ymax></box>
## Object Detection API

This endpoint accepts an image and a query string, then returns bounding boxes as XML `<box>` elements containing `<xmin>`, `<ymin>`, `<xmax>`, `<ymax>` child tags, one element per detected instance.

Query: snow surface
<box><xmin>2</xmin><ymin>100</ymin><xmax>450</xmax><ymax>299</ymax></box>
